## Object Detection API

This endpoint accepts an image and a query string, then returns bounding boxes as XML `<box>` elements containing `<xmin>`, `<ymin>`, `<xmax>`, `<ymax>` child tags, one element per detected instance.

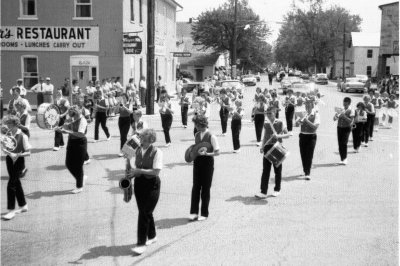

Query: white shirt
<box><xmin>9</xmin><ymin>85</ymin><xmax>27</xmax><ymax>96</ymax></box>
<box><xmin>31</xmin><ymin>82</ymin><xmax>44</xmax><ymax>93</ymax></box>
<box><xmin>42</xmin><ymin>83</ymin><xmax>54</xmax><ymax>94</ymax></box>
<box><xmin>199</xmin><ymin>130</ymin><xmax>220</xmax><ymax>151</ymax></box>
<box><xmin>136</xmin><ymin>146</ymin><xmax>163</xmax><ymax>170</ymax></box>
<box><xmin>139</xmin><ymin>80</ymin><xmax>146</xmax><ymax>89</ymax></box>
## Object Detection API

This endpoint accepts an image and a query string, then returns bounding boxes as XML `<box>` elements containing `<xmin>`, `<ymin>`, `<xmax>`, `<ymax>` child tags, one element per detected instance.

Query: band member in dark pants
<box><xmin>218</xmin><ymin>89</ymin><xmax>230</xmax><ymax>136</ymax></box>
<box><xmin>14</xmin><ymin>99</ymin><xmax>31</xmax><ymax>178</ymax></box>
<box><xmin>189</xmin><ymin>115</ymin><xmax>220</xmax><ymax>221</ymax></box>
<box><xmin>253</xmin><ymin>94</ymin><xmax>266</xmax><ymax>146</ymax></box>
<box><xmin>1</xmin><ymin>115</ymin><xmax>31</xmax><ymax>220</ymax></box>
<box><xmin>118</xmin><ymin>93</ymin><xmax>133</xmax><ymax>156</ymax></box>
<box><xmin>363</xmin><ymin>95</ymin><xmax>375</xmax><ymax>145</ymax></box>
<box><xmin>126</xmin><ymin>128</ymin><xmax>163</xmax><ymax>255</ymax></box>
<box><xmin>54</xmin><ymin>92</ymin><xmax>70</xmax><ymax>151</ymax></box>
<box><xmin>352</xmin><ymin>102</ymin><xmax>367</xmax><ymax>152</ymax></box>
<box><xmin>158</xmin><ymin>89</ymin><xmax>173</xmax><ymax>147</ymax></box>
<box><xmin>179</xmin><ymin>89</ymin><xmax>190</xmax><ymax>128</ymax></box>
<box><xmin>298</xmin><ymin>99</ymin><xmax>320</xmax><ymax>180</ymax></box>
<box><xmin>333</xmin><ymin>97</ymin><xmax>354</xmax><ymax>165</ymax></box>
<box><xmin>56</xmin><ymin>106</ymin><xmax>88</xmax><ymax>194</ymax></box>
<box><xmin>231</xmin><ymin>100</ymin><xmax>244</xmax><ymax>153</ymax></box>
<box><xmin>94</xmin><ymin>94</ymin><xmax>111</xmax><ymax>142</ymax></box>
<box><xmin>285</xmin><ymin>89</ymin><xmax>296</xmax><ymax>134</ymax></box>
<box><xmin>255</xmin><ymin>107</ymin><xmax>289</xmax><ymax>199</ymax></box>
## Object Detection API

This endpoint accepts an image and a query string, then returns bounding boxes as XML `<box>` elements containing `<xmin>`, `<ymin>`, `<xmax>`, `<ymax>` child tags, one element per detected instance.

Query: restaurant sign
<box><xmin>0</xmin><ymin>26</ymin><xmax>99</xmax><ymax>51</ymax></box>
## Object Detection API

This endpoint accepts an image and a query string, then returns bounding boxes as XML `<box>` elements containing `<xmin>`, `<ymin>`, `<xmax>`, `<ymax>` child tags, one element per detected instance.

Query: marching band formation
<box><xmin>0</xmin><ymin>76</ymin><xmax>398</xmax><ymax>255</ymax></box>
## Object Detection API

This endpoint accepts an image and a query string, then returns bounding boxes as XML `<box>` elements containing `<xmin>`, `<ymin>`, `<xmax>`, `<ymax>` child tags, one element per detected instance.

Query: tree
<box><xmin>191</xmin><ymin>0</ymin><xmax>272</xmax><ymax>72</ymax></box>
<box><xmin>274</xmin><ymin>0</ymin><xmax>361</xmax><ymax>72</ymax></box>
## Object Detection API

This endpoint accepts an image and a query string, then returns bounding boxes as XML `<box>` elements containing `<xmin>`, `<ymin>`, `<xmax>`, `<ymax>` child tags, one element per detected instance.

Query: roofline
<box><xmin>378</xmin><ymin>1</ymin><xmax>399</xmax><ymax>9</ymax></box>
<box><xmin>165</xmin><ymin>0</ymin><xmax>183</xmax><ymax>9</ymax></box>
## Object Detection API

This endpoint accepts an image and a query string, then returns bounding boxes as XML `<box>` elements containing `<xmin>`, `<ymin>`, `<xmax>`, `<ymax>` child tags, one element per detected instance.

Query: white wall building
<box><xmin>349</xmin><ymin>32</ymin><xmax>380</xmax><ymax>78</ymax></box>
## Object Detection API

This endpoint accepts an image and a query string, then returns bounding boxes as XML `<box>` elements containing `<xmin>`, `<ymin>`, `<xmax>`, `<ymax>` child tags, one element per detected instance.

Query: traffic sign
<box><xmin>173</xmin><ymin>52</ymin><xmax>192</xmax><ymax>57</ymax></box>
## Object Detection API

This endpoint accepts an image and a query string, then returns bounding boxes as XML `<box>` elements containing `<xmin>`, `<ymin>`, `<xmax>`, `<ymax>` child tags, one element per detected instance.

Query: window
<box><xmin>139</xmin><ymin>0</ymin><xmax>143</xmax><ymax>24</ymax></box>
<box><xmin>366</xmin><ymin>66</ymin><xmax>372</xmax><ymax>76</ymax></box>
<box><xmin>20</xmin><ymin>0</ymin><xmax>37</xmax><ymax>18</ymax></box>
<box><xmin>91</xmin><ymin>67</ymin><xmax>97</xmax><ymax>82</ymax></box>
<box><xmin>75</xmin><ymin>0</ymin><xmax>92</xmax><ymax>18</ymax></box>
<box><xmin>130</xmin><ymin>0</ymin><xmax>134</xmax><ymax>21</ymax></box>
<box><xmin>21</xmin><ymin>56</ymin><xmax>38</xmax><ymax>89</ymax></box>
<box><xmin>385</xmin><ymin>66</ymin><xmax>390</xmax><ymax>75</ymax></box>
<box><xmin>367</xmin><ymin>49</ymin><xmax>373</xmax><ymax>58</ymax></box>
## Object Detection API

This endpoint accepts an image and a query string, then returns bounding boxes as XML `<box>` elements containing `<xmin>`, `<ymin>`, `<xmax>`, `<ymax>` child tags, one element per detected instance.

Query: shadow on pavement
<box><xmin>226</xmin><ymin>195</ymin><xmax>268</xmax><ymax>205</ymax></box>
<box><xmin>281</xmin><ymin>175</ymin><xmax>306</xmax><ymax>182</ymax></box>
<box><xmin>30</xmin><ymin>148</ymin><xmax>51</xmax><ymax>154</ymax></box>
<box><xmin>26</xmin><ymin>190</ymin><xmax>72</xmax><ymax>199</ymax></box>
<box><xmin>164</xmin><ymin>162</ymin><xmax>190</xmax><ymax>169</ymax></box>
<box><xmin>46</xmin><ymin>165</ymin><xmax>66</xmax><ymax>171</ymax></box>
<box><xmin>240</xmin><ymin>143</ymin><xmax>258</xmax><ymax>147</ymax></box>
<box><xmin>179</xmin><ymin>138</ymin><xmax>194</xmax><ymax>142</ymax></box>
<box><xmin>156</xmin><ymin>217</ymin><xmax>189</xmax><ymax>229</ymax></box>
<box><xmin>69</xmin><ymin>244</ymin><xmax>137</xmax><ymax>264</ymax></box>
<box><xmin>312</xmin><ymin>163</ymin><xmax>340</xmax><ymax>169</ymax></box>
<box><xmin>92</xmin><ymin>154</ymin><xmax>119</xmax><ymax>160</ymax></box>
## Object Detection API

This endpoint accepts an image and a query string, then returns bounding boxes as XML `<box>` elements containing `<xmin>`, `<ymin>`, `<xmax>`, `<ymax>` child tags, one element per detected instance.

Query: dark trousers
<box><xmin>260</xmin><ymin>145</ymin><xmax>282</xmax><ymax>194</ymax></box>
<box><xmin>54</xmin><ymin>117</ymin><xmax>65</xmax><ymax>147</ymax></box>
<box><xmin>337</xmin><ymin>127</ymin><xmax>351</xmax><ymax>161</ymax></box>
<box><xmin>181</xmin><ymin>106</ymin><xmax>188</xmax><ymax>126</ymax></box>
<box><xmin>193</xmin><ymin>126</ymin><xmax>198</xmax><ymax>137</ymax></box>
<box><xmin>94</xmin><ymin>112</ymin><xmax>110</xmax><ymax>140</ymax></box>
<box><xmin>134</xmin><ymin>176</ymin><xmax>160</xmax><ymax>245</ymax></box>
<box><xmin>161</xmin><ymin>113</ymin><xmax>173</xmax><ymax>144</ymax></box>
<box><xmin>37</xmin><ymin>92</ymin><xmax>44</xmax><ymax>107</ymax></box>
<box><xmin>66</xmin><ymin>137</ymin><xmax>87</xmax><ymax>188</ymax></box>
<box><xmin>6</xmin><ymin>156</ymin><xmax>27</xmax><ymax>210</ymax></box>
<box><xmin>268</xmin><ymin>77</ymin><xmax>273</xmax><ymax>85</ymax></box>
<box><xmin>254</xmin><ymin>114</ymin><xmax>265</xmax><ymax>142</ymax></box>
<box><xmin>231</xmin><ymin>119</ymin><xmax>241</xmax><ymax>150</ymax></box>
<box><xmin>299</xmin><ymin>133</ymin><xmax>317</xmax><ymax>176</ymax></box>
<box><xmin>367</xmin><ymin>114</ymin><xmax>375</xmax><ymax>139</ymax></box>
<box><xmin>1</xmin><ymin>99</ymin><xmax>4</xmax><ymax>119</ymax></box>
<box><xmin>219</xmin><ymin>108</ymin><xmax>229</xmax><ymax>134</ymax></box>
<box><xmin>140</xmin><ymin>87</ymin><xmax>146</xmax><ymax>107</ymax></box>
<box><xmin>118</xmin><ymin>116</ymin><xmax>131</xmax><ymax>150</ymax></box>
<box><xmin>352</xmin><ymin>123</ymin><xmax>364</xmax><ymax>149</ymax></box>
<box><xmin>285</xmin><ymin>105</ymin><xmax>295</xmax><ymax>132</ymax></box>
<box><xmin>190</xmin><ymin>156</ymin><xmax>214</xmax><ymax>217</ymax></box>
<box><xmin>156</xmin><ymin>88</ymin><xmax>160</xmax><ymax>102</ymax></box>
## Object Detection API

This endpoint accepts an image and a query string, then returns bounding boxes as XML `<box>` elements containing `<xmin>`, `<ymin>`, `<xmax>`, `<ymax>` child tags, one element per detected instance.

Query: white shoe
<box><xmin>342</xmin><ymin>159</ymin><xmax>348</xmax><ymax>165</ymax></box>
<box><xmin>361</xmin><ymin>142</ymin><xmax>365</xmax><ymax>146</ymax></box>
<box><xmin>289</xmin><ymin>132</ymin><xmax>293</xmax><ymax>136</ymax></box>
<box><xmin>363</xmin><ymin>143</ymin><xmax>368</xmax><ymax>147</ymax></box>
<box><xmin>369</xmin><ymin>137</ymin><xmax>373</xmax><ymax>141</ymax></box>
<box><xmin>233</xmin><ymin>149</ymin><xmax>240</xmax><ymax>153</ymax></box>
<box><xmin>60</xmin><ymin>145</ymin><xmax>65</xmax><ymax>148</ymax></box>
<box><xmin>197</xmin><ymin>216</ymin><xmax>207</xmax><ymax>221</ymax></box>
<box><xmin>107</xmin><ymin>136</ymin><xmax>112</xmax><ymax>141</ymax></box>
<box><xmin>2</xmin><ymin>211</ymin><xmax>16</xmax><ymax>220</ymax></box>
<box><xmin>17</xmin><ymin>205</ymin><xmax>28</xmax><ymax>213</ymax></box>
<box><xmin>93</xmin><ymin>140</ymin><xmax>98</xmax><ymax>143</ymax></box>
<box><xmin>184</xmin><ymin>125</ymin><xmax>187</xmax><ymax>128</ymax></box>
<box><xmin>271</xmin><ymin>191</ymin><xmax>280</xmax><ymax>197</ymax></box>
<box><xmin>188</xmin><ymin>214</ymin><xmax>198</xmax><ymax>221</ymax></box>
<box><xmin>133</xmin><ymin>245</ymin><xmax>146</xmax><ymax>255</ymax></box>
<box><xmin>84</xmin><ymin>159</ymin><xmax>91</xmax><ymax>165</ymax></box>
<box><xmin>146</xmin><ymin>237</ymin><xmax>157</xmax><ymax>246</ymax></box>
<box><xmin>354</xmin><ymin>149</ymin><xmax>359</xmax><ymax>153</ymax></box>
<box><xmin>71</xmin><ymin>188</ymin><xmax>83</xmax><ymax>194</ymax></box>
<box><xmin>118</xmin><ymin>153</ymin><xmax>124</xmax><ymax>157</ymax></box>
<box><xmin>256</xmin><ymin>142</ymin><xmax>261</xmax><ymax>147</ymax></box>
<box><xmin>305</xmin><ymin>175</ymin><xmax>311</xmax><ymax>180</ymax></box>
<box><xmin>53</xmin><ymin>147</ymin><xmax>60</xmax><ymax>151</ymax></box>
<box><xmin>255</xmin><ymin>192</ymin><xmax>267</xmax><ymax>199</ymax></box>
<box><xmin>222</xmin><ymin>133</ymin><xmax>227</xmax><ymax>136</ymax></box>
<box><xmin>165</xmin><ymin>143</ymin><xmax>171</xmax><ymax>147</ymax></box>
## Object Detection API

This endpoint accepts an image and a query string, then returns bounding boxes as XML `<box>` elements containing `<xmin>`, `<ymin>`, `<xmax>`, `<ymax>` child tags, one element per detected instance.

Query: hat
<box><xmin>46</xmin><ymin>77</ymin><xmax>51</xmax><ymax>81</ymax></box>
<box><xmin>17</xmin><ymin>78</ymin><xmax>23</xmax><ymax>82</ymax></box>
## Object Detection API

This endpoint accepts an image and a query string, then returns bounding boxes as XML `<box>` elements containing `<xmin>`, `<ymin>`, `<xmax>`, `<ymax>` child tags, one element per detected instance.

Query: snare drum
<box><xmin>36</xmin><ymin>103</ymin><xmax>60</xmax><ymax>129</ymax></box>
<box><xmin>121</xmin><ymin>134</ymin><xmax>141</xmax><ymax>159</ymax></box>
<box><xmin>264</xmin><ymin>142</ymin><xmax>289</xmax><ymax>166</ymax></box>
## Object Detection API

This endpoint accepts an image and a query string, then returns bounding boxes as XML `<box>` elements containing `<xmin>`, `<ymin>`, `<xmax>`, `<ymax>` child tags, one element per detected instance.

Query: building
<box><xmin>176</xmin><ymin>21</ymin><xmax>229</xmax><ymax>81</ymax></box>
<box><xmin>331</xmin><ymin>46</ymin><xmax>352</xmax><ymax>79</ymax></box>
<box><xmin>0</xmin><ymin>0</ymin><xmax>181</xmax><ymax>108</ymax></box>
<box><xmin>377</xmin><ymin>1</ymin><xmax>399</xmax><ymax>78</ymax></box>
<box><xmin>348</xmin><ymin>32</ymin><xmax>380</xmax><ymax>78</ymax></box>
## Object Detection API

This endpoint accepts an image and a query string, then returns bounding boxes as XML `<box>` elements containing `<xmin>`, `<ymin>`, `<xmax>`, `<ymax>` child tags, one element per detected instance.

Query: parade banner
<box><xmin>0</xmin><ymin>26</ymin><xmax>99</xmax><ymax>51</ymax></box>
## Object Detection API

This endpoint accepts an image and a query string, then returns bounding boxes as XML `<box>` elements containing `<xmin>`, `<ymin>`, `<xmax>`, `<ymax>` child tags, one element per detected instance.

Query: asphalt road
<box><xmin>1</xmin><ymin>75</ymin><xmax>398</xmax><ymax>266</ymax></box>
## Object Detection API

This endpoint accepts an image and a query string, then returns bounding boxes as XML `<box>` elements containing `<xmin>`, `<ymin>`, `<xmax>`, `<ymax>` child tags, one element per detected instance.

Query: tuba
<box><xmin>119</xmin><ymin>158</ymin><xmax>134</xmax><ymax>203</ymax></box>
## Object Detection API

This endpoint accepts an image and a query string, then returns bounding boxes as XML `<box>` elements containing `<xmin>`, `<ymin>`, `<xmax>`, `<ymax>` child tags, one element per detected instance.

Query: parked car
<box><xmin>355</xmin><ymin>74</ymin><xmax>368</xmax><ymax>84</ymax></box>
<box><xmin>280</xmin><ymin>76</ymin><xmax>305</xmax><ymax>94</ymax></box>
<box><xmin>340</xmin><ymin>77</ymin><xmax>365</xmax><ymax>93</ymax></box>
<box><xmin>214</xmin><ymin>80</ymin><xmax>245</xmax><ymax>95</ymax></box>
<box><xmin>242</xmin><ymin>74</ymin><xmax>257</xmax><ymax>86</ymax></box>
<box><xmin>300</xmin><ymin>73</ymin><xmax>310</xmax><ymax>80</ymax></box>
<box><xmin>182</xmin><ymin>78</ymin><xmax>204</xmax><ymax>92</ymax></box>
<box><xmin>255</xmin><ymin>72</ymin><xmax>261</xmax><ymax>82</ymax></box>
<box><xmin>315</xmin><ymin>73</ymin><xmax>328</xmax><ymax>85</ymax></box>
<box><xmin>291</xmin><ymin>82</ymin><xmax>313</xmax><ymax>93</ymax></box>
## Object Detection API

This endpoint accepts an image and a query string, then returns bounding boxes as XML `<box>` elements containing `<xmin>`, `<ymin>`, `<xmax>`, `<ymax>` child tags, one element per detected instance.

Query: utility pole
<box><xmin>146</xmin><ymin>0</ymin><xmax>155</xmax><ymax>114</ymax></box>
<box><xmin>342</xmin><ymin>22</ymin><xmax>346</xmax><ymax>79</ymax></box>
<box><xmin>231</xmin><ymin>0</ymin><xmax>238</xmax><ymax>79</ymax></box>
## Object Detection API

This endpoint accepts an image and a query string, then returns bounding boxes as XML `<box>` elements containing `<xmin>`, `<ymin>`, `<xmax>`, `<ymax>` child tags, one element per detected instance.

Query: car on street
<box><xmin>215</xmin><ymin>79</ymin><xmax>245</xmax><ymax>93</ymax></box>
<box><xmin>355</xmin><ymin>74</ymin><xmax>368</xmax><ymax>84</ymax></box>
<box><xmin>182</xmin><ymin>78</ymin><xmax>204</xmax><ymax>92</ymax></box>
<box><xmin>255</xmin><ymin>72</ymin><xmax>261</xmax><ymax>82</ymax></box>
<box><xmin>280</xmin><ymin>76</ymin><xmax>305</xmax><ymax>94</ymax></box>
<box><xmin>300</xmin><ymin>73</ymin><xmax>310</xmax><ymax>80</ymax></box>
<box><xmin>315</xmin><ymin>73</ymin><xmax>329</xmax><ymax>85</ymax></box>
<box><xmin>241</xmin><ymin>74</ymin><xmax>257</xmax><ymax>86</ymax></box>
<box><xmin>291</xmin><ymin>82</ymin><xmax>313</xmax><ymax>93</ymax></box>
<box><xmin>340</xmin><ymin>77</ymin><xmax>365</xmax><ymax>93</ymax></box>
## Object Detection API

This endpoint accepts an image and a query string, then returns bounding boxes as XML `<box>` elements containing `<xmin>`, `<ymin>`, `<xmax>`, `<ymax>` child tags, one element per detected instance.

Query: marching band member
<box><xmin>126</xmin><ymin>128</ymin><xmax>163</xmax><ymax>255</ymax></box>
<box><xmin>284</xmin><ymin>89</ymin><xmax>296</xmax><ymax>135</ymax></box>
<box><xmin>371</xmin><ymin>91</ymin><xmax>383</xmax><ymax>131</ymax></box>
<box><xmin>298</xmin><ymin>99</ymin><xmax>320</xmax><ymax>180</ymax></box>
<box><xmin>76</xmin><ymin>96</ymin><xmax>92</xmax><ymax>165</ymax></box>
<box><xmin>54</xmin><ymin>91</ymin><xmax>70</xmax><ymax>151</ymax></box>
<box><xmin>255</xmin><ymin>107</ymin><xmax>289</xmax><ymax>199</ymax></box>
<box><xmin>218</xmin><ymin>88</ymin><xmax>231</xmax><ymax>136</ymax></box>
<box><xmin>56</xmin><ymin>106</ymin><xmax>88</xmax><ymax>194</ymax></box>
<box><xmin>363</xmin><ymin>94</ymin><xmax>375</xmax><ymax>144</ymax></box>
<box><xmin>158</xmin><ymin>89</ymin><xmax>173</xmax><ymax>147</ymax></box>
<box><xmin>189</xmin><ymin>115</ymin><xmax>220</xmax><ymax>221</ymax></box>
<box><xmin>190</xmin><ymin>97</ymin><xmax>208</xmax><ymax>136</ymax></box>
<box><xmin>131</xmin><ymin>110</ymin><xmax>148</xmax><ymax>136</ymax></box>
<box><xmin>8</xmin><ymin>87</ymin><xmax>31</xmax><ymax>115</ymax></box>
<box><xmin>380</xmin><ymin>92</ymin><xmax>389</xmax><ymax>127</ymax></box>
<box><xmin>254</xmin><ymin>87</ymin><xmax>263</xmax><ymax>103</ymax></box>
<box><xmin>270</xmin><ymin>91</ymin><xmax>281</xmax><ymax>118</ymax></box>
<box><xmin>118</xmin><ymin>93</ymin><xmax>133</xmax><ymax>157</ymax></box>
<box><xmin>253</xmin><ymin>94</ymin><xmax>267</xmax><ymax>146</ymax></box>
<box><xmin>352</xmin><ymin>102</ymin><xmax>367</xmax><ymax>152</ymax></box>
<box><xmin>14</xmin><ymin>99</ymin><xmax>31</xmax><ymax>178</ymax></box>
<box><xmin>179</xmin><ymin>88</ymin><xmax>190</xmax><ymax>128</ymax></box>
<box><xmin>231</xmin><ymin>100</ymin><xmax>244</xmax><ymax>153</ymax></box>
<box><xmin>333</xmin><ymin>97</ymin><xmax>354</xmax><ymax>165</ymax></box>
<box><xmin>386</xmin><ymin>94</ymin><xmax>398</xmax><ymax>129</ymax></box>
<box><xmin>1</xmin><ymin>115</ymin><xmax>31</xmax><ymax>220</ymax></box>
<box><xmin>94</xmin><ymin>91</ymin><xmax>111</xmax><ymax>143</ymax></box>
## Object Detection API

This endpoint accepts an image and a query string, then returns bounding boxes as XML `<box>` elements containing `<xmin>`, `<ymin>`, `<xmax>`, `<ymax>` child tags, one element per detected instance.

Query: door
<box><xmin>72</xmin><ymin>66</ymin><xmax>90</xmax><ymax>92</ymax></box>
<box><xmin>195</xmin><ymin>69</ymin><xmax>203</xmax><ymax>81</ymax></box>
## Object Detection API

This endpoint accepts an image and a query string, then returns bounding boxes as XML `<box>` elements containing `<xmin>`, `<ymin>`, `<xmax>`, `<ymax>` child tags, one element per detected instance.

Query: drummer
<box><xmin>189</xmin><ymin>115</ymin><xmax>220</xmax><ymax>221</ymax></box>
<box><xmin>255</xmin><ymin>107</ymin><xmax>289</xmax><ymax>199</ymax></box>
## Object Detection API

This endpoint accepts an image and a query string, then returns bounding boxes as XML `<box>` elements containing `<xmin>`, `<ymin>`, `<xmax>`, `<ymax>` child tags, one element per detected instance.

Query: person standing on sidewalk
<box><xmin>179</xmin><ymin>88</ymin><xmax>190</xmax><ymax>128</ymax></box>
<box><xmin>333</xmin><ymin>97</ymin><xmax>354</xmax><ymax>165</ymax></box>
<box><xmin>9</xmin><ymin>79</ymin><xmax>27</xmax><ymax>98</ymax></box>
<box><xmin>158</xmin><ymin>89</ymin><xmax>173</xmax><ymax>147</ymax></box>
<box><xmin>139</xmin><ymin>76</ymin><xmax>146</xmax><ymax>108</ymax></box>
<box><xmin>42</xmin><ymin>77</ymin><xmax>54</xmax><ymax>104</ymax></box>
<box><xmin>31</xmin><ymin>77</ymin><xmax>45</xmax><ymax>107</ymax></box>
<box><xmin>2</xmin><ymin>115</ymin><xmax>31</xmax><ymax>220</ymax></box>
<box><xmin>155</xmin><ymin>75</ymin><xmax>162</xmax><ymax>102</ymax></box>
<box><xmin>189</xmin><ymin>115</ymin><xmax>220</xmax><ymax>221</ymax></box>
<box><xmin>255</xmin><ymin>107</ymin><xmax>289</xmax><ymax>199</ymax></box>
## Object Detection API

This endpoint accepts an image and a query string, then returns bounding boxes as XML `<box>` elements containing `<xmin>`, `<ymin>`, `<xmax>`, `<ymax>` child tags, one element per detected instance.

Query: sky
<box><xmin>176</xmin><ymin>0</ymin><xmax>395</xmax><ymax>43</ymax></box>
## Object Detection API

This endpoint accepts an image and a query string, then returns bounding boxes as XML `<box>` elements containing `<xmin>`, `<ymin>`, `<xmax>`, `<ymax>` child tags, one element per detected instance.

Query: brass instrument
<box><xmin>1</xmin><ymin>126</ymin><xmax>17</xmax><ymax>153</ymax></box>
<box><xmin>119</xmin><ymin>158</ymin><xmax>134</xmax><ymax>203</ymax></box>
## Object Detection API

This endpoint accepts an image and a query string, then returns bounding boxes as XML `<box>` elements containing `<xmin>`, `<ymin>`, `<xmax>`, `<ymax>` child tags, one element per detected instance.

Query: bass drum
<box><xmin>36</xmin><ymin>103</ymin><xmax>60</xmax><ymax>129</ymax></box>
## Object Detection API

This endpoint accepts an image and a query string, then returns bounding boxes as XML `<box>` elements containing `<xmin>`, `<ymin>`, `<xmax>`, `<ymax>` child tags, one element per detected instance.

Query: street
<box><xmin>1</xmin><ymin>75</ymin><xmax>398</xmax><ymax>266</ymax></box>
